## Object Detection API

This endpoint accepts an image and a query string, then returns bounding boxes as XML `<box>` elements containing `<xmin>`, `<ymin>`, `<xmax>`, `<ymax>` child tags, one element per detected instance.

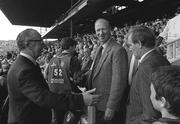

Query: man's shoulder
<box><xmin>9</xmin><ymin>56</ymin><xmax>35</xmax><ymax>74</ymax></box>
<box><xmin>142</xmin><ymin>50</ymin><xmax>168</xmax><ymax>63</ymax></box>
<box><xmin>111</xmin><ymin>42</ymin><xmax>126</xmax><ymax>54</ymax></box>
<box><xmin>109</xmin><ymin>39</ymin><xmax>122</xmax><ymax>48</ymax></box>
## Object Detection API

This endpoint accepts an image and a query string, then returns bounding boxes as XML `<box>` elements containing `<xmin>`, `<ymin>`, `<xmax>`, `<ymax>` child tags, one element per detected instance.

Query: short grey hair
<box><xmin>16</xmin><ymin>29</ymin><xmax>40</xmax><ymax>51</ymax></box>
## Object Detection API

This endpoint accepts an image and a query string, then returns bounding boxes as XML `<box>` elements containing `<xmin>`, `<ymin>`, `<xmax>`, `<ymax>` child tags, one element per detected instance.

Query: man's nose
<box><xmin>99</xmin><ymin>30</ymin><xmax>104</xmax><ymax>35</ymax></box>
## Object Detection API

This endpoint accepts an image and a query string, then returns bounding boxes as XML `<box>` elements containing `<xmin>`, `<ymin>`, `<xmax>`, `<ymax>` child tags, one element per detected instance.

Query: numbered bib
<box><xmin>51</xmin><ymin>68</ymin><xmax>64</xmax><ymax>84</ymax></box>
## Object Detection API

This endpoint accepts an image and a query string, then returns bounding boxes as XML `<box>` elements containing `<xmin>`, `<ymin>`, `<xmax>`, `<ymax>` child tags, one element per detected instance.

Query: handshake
<box><xmin>82</xmin><ymin>88</ymin><xmax>101</xmax><ymax>106</ymax></box>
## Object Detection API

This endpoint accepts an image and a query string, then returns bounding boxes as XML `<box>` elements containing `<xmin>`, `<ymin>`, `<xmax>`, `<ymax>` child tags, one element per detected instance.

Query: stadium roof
<box><xmin>43</xmin><ymin>0</ymin><xmax>114</xmax><ymax>38</ymax></box>
<box><xmin>0</xmin><ymin>0</ymin><xmax>114</xmax><ymax>27</ymax></box>
<box><xmin>43</xmin><ymin>0</ymin><xmax>180</xmax><ymax>38</ymax></box>
<box><xmin>1</xmin><ymin>0</ymin><xmax>180</xmax><ymax>38</ymax></box>
<box><xmin>0</xmin><ymin>0</ymin><xmax>81</xmax><ymax>27</ymax></box>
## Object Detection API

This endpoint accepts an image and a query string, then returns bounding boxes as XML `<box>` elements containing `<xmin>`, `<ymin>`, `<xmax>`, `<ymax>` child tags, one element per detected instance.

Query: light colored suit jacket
<box><xmin>88</xmin><ymin>38</ymin><xmax>128</xmax><ymax>112</ymax></box>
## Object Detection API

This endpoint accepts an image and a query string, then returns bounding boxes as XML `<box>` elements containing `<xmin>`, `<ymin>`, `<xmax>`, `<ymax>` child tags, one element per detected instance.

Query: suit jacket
<box><xmin>7</xmin><ymin>55</ymin><xmax>84</xmax><ymax>124</ymax></box>
<box><xmin>88</xmin><ymin>38</ymin><xmax>128</xmax><ymax>112</ymax></box>
<box><xmin>126</xmin><ymin>50</ymin><xmax>170</xmax><ymax>124</ymax></box>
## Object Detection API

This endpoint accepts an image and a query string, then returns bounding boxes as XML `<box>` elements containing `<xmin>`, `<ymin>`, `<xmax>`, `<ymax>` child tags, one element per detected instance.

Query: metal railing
<box><xmin>165</xmin><ymin>38</ymin><xmax>180</xmax><ymax>63</ymax></box>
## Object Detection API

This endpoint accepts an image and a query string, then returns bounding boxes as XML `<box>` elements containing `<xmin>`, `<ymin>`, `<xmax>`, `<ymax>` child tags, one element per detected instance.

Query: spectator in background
<box><xmin>0</xmin><ymin>63</ymin><xmax>3</xmax><ymax>76</ymax></box>
<box><xmin>46</xmin><ymin>37</ymin><xmax>82</xmax><ymax>124</ymax></box>
<box><xmin>42</xmin><ymin>53</ymin><xmax>52</xmax><ymax>78</ymax></box>
<box><xmin>157</xmin><ymin>6</ymin><xmax>180</xmax><ymax>59</ymax></box>
<box><xmin>7</xmin><ymin>29</ymin><xmax>101</xmax><ymax>124</ymax></box>
<box><xmin>0</xmin><ymin>62</ymin><xmax>9</xmax><ymax>111</ymax></box>
<box><xmin>87</xmin><ymin>18</ymin><xmax>128</xmax><ymax>124</ymax></box>
<box><xmin>81</xmin><ymin>47</ymin><xmax>93</xmax><ymax>74</ymax></box>
<box><xmin>150</xmin><ymin>66</ymin><xmax>180</xmax><ymax>124</ymax></box>
<box><xmin>125</xmin><ymin>26</ymin><xmax>170</xmax><ymax>124</ymax></box>
<box><xmin>77</xmin><ymin>41</ymin><xmax>84</xmax><ymax>61</ymax></box>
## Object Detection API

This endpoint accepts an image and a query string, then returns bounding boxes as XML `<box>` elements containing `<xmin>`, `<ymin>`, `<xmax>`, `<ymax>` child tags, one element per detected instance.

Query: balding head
<box><xmin>94</xmin><ymin>18</ymin><xmax>111</xmax><ymax>44</ymax></box>
<box><xmin>94</xmin><ymin>18</ymin><xmax>111</xmax><ymax>29</ymax></box>
<box><xmin>16</xmin><ymin>29</ymin><xmax>41</xmax><ymax>51</ymax></box>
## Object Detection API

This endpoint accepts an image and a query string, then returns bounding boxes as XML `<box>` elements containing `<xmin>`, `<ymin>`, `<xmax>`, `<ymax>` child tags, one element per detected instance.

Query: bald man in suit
<box><xmin>7</xmin><ymin>29</ymin><xmax>100</xmax><ymax>124</ymax></box>
<box><xmin>87</xmin><ymin>18</ymin><xmax>128</xmax><ymax>124</ymax></box>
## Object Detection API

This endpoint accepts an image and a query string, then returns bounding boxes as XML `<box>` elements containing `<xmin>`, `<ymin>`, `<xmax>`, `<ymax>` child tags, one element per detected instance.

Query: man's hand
<box><xmin>104</xmin><ymin>108</ymin><xmax>115</xmax><ymax>120</ymax></box>
<box><xmin>82</xmin><ymin>88</ymin><xmax>101</xmax><ymax>106</ymax></box>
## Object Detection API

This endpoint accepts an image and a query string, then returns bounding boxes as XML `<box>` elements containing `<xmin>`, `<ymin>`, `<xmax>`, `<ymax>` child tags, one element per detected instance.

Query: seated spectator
<box><xmin>81</xmin><ymin>47</ymin><xmax>93</xmax><ymax>74</ymax></box>
<box><xmin>150</xmin><ymin>65</ymin><xmax>180</xmax><ymax>124</ymax></box>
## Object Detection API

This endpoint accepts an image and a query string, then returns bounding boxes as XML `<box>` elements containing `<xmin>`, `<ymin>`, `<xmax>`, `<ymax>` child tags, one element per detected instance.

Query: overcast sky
<box><xmin>0</xmin><ymin>9</ymin><xmax>40</xmax><ymax>40</ymax></box>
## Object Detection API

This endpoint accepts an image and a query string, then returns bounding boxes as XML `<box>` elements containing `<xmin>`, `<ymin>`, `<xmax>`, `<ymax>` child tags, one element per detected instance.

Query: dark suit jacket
<box><xmin>126</xmin><ymin>50</ymin><xmax>170</xmax><ymax>124</ymax></box>
<box><xmin>88</xmin><ymin>38</ymin><xmax>128</xmax><ymax>112</ymax></box>
<box><xmin>7</xmin><ymin>55</ymin><xmax>84</xmax><ymax>124</ymax></box>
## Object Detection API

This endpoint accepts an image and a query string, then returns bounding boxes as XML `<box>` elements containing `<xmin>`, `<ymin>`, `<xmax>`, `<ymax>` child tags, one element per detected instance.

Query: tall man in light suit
<box><xmin>125</xmin><ymin>26</ymin><xmax>170</xmax><ymax>124</ymax></box>
<box><xmin>88</xmin><ymin>18</ymin><xmax>128</xmax><ymax>124</ymax></box>
<box><xmin>7</xmin><ymin>29</ymin><xmax>100</xmax><ymax>124</ymax></box>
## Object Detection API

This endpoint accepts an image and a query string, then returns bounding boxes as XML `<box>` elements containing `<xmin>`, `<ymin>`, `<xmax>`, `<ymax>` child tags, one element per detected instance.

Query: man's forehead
<box><xmin>25</xmin><ymin>30</ymin><xmax>41</xmax><ymax>40</ymax></box>
<box><xmin>95</xmin><ymin>19</ymin><xmax>109</xmax><ymax>27</ymax></box>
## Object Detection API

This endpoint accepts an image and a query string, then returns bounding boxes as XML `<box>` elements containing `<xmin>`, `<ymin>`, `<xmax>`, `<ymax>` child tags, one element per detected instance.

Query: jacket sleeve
<box><xmin>18</xmin><ymin>68</ymin><xmax>84</xmax><ymax>111</ymax></box>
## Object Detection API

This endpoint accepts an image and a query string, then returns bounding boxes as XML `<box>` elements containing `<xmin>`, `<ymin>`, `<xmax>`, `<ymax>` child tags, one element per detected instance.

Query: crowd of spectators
<box><xmin>0</xmin><ymin>15</ymin><xmax>172</xmax><ymax>76</ymax></box>
<box><xmin>0</xmin><ymin>14</ymin><xmax>174</xmax><ymax>70</ymax></box>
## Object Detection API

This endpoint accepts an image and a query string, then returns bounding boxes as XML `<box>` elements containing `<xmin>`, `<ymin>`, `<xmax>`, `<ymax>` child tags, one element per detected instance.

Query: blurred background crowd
<box><xmin>0</xmin><ymin>14</ymin><xmax>171</xmax><ymax>78</ymax></box>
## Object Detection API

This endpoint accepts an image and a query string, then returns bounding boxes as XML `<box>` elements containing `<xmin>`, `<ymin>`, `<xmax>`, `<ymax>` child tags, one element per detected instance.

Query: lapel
<box><xmin>92</xmin><ymin>39</ymin><xmax>113</xmax><ymax>80</ymax></box>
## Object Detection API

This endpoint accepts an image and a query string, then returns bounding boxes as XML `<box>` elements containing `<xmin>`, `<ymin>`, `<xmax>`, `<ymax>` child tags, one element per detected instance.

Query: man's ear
<box><xmin>138</xmin><ymin>40</ymin><xmax>142</xmax><ymax>49</ymax></box>
<box><xmin>27</xmin><ymin>42</ymin><xmax>34</xmax><ymax>50</ymax></box>
<box><xmin>160</xmin><ymin>97</ymin><xmax>166</xmax><ymax>108</ymax></box>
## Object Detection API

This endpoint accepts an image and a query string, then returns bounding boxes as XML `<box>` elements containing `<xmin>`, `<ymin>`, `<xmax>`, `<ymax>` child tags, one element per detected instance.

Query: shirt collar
<box><xmin>102</xmin><ymin>37</ymin><xmax>112</xmax><ymax>49</ymax></box>
<box><xmin>139</xmin><ymin>49</ymin><xmax>155</xmax><ymax>63</ymax></box>
<box><xmin>20</xmin><ymin>52</ymin><xmax>37</xmax><ymax>66</ymax></box>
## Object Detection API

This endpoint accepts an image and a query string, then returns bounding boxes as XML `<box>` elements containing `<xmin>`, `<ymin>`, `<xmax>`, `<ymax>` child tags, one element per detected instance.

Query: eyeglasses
<box><xmin>28</xmin><ymin>39</ymin><xmax>43</xmax><ymax>42</ymax></box>
<box><xmin>28</xmin><ymin>39</ymin><xmax>44</xmax><ymax>44</ymax></box>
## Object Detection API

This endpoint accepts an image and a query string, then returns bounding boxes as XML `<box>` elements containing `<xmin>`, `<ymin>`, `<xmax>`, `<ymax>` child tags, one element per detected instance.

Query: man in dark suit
<box><xmin>7</xmin><ymin>29</ymin><xmax>100</xmax><ymax>124</ymax></box>
<box><xmin>88</xmin><ymin>18</ymin><xmax>128</xmax><ymax>124</ymax></box>
<box><xmin>125</xmin><ymin>26</ymin><xmax>170</xmax><ymax>124</ymax></box>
